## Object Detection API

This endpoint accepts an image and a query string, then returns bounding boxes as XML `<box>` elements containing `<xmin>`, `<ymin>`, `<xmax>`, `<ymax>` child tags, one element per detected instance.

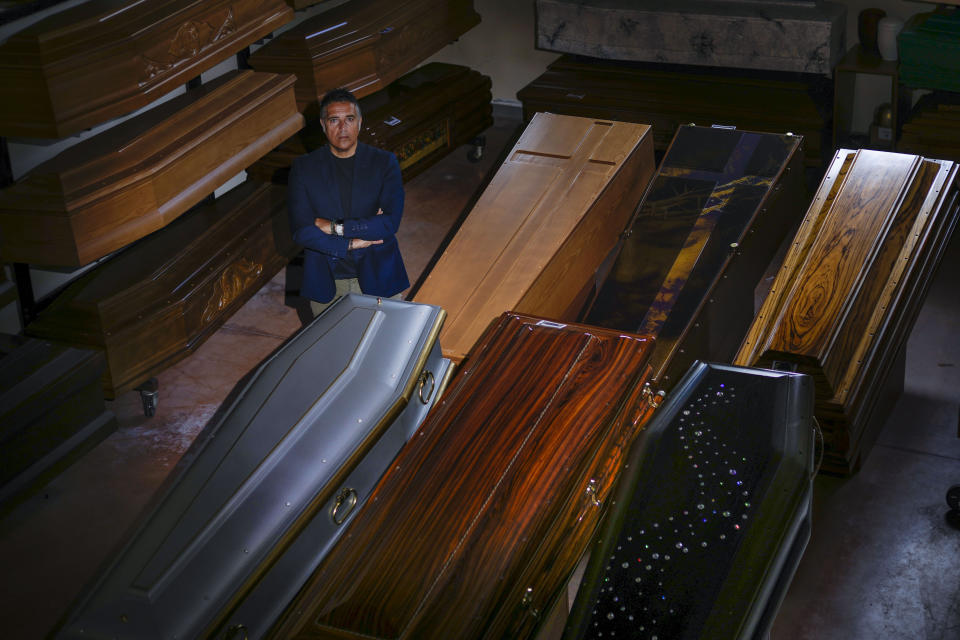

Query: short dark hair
<box><xmin>320</xmin><ymin>88</ymin><xmax>361</xmax><ymax>120</ymax></box>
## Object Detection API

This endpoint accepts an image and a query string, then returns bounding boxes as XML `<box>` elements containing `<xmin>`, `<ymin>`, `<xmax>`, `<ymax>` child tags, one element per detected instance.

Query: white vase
<box><xmin>877</xmin><ymin>17</ymin><xmax>904</xmax><ymax>62</ymax></box>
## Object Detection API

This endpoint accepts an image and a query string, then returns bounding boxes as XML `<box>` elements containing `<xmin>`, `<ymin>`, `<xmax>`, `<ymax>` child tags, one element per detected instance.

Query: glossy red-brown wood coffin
<box><xmin>0</xmin><ymin>70</ymin><xmax>302</xmax><ymax>268</ymax></box>
<box><xmin>248</xmin><ymin>0</ymin><xmax>481</xmax><ymax>112</ymax></box>
<box><xmin>268</xmin><ymin>313</ymin><xmax>660</xmax><ymax>639</ymax></box>
<box><xmin>583</xmin><ymin>125</ymin><xmax>806</xmax><ymax>389</ymax></box>
<box><xmin>0</xmin><ymin>0</ymin><xmax>293</xmax><ymax>138</ymax></box>
<box><xmin>736</xmin><ymin>148</ymin><xmax>960</xmax><ymax>474</ymax></box>
<box><xmin>26</xmin><ymin>181</ymin><xmax>297</xmax><ymax>399</ymax></box>
<box><xmin>413</xmin><ymin>112</ymin><xmax>655</xmax><ymax>363</ymax></box>
<box><xmin>248</xmin><ymin>62</ymin><xmax>492</xmax><ymax>184</ymax></box>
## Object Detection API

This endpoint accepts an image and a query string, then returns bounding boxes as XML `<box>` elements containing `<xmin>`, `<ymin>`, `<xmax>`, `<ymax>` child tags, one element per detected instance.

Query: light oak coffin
<box><xmin>26</xmin><ymin>180</ymin><xmax>298</xmax><ymax>399</ymax></box>
<box><xmin>247</xmin><ymin>0</ymin><xmax>481</xmax><ymax>112</ymax></box>
<box><xmin>517</xmin><ymin>55</ymin><xmax>831</xmax><ymax>169</ymax></box>
<box><xmin>584</xmin><ymin>125</ymin><xmax>805</xmax><ymax>388</ymax></box>
<box><xmin>0</xmin><ymin>0</ymin><xmax>293</xmax><ymax>138</ymax></box>
<box><xmin>565</xmin><ymin>362</ymin><xmax>815</xmax><ymax>640</ymax></box>
<box><xmin>0</xmin><ymin>70</ymin><xmax>303</xmax><ymax>268</ymax></box>
<box><xmin>268</xmin><ymin>312</ymin><xmax>660</xmax><ymax>640</ymax></box>
<box><xmin>413</xmin><ymin>112</ymin><xmax>656</xmax><ymax>363</ymax></box>
<box><xmin>248</xmin><ymin>62</ymin><xmax>493</xmax><ymax>184</ymax></box>
<box><xmin>0</xmin><ymin>334</ymin><xmax>115</xmax><ymax>514</ymax></box>
<box><xmin>735</xmin><ymin>148</ymin><xmax>960</xmax><ymax>474</ymax></box>
<box><xmin>55</xmin><ymin>294</ymin><xmax>452</xmax><ymax>640</ymax></box>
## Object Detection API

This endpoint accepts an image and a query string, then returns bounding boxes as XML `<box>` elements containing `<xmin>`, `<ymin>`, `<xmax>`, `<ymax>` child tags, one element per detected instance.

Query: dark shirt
<box><xmin>330</xmin><ymin>153</ymin><xmax>357</xmax><ymax>279</ymax></box>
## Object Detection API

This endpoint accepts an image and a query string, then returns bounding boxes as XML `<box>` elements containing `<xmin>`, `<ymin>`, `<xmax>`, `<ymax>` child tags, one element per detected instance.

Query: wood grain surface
<box><xmin>248</xmin><ymin>0</ymin><xmax>480</xmax><ymax>112</ymax></box>
<box><xmin>268</xmin><ymin>313</ymin><xmax>657</xmax><ymax>639</ymax></box>
<box><xmin>735</xmin><ymin>148</ymin><xmax>959</xmax><ymax>473</ymax></box>
<box><xmin>414</xmin><ymin>112</ymin><xmax>655</xmax><ymax>363</ymax></box>
<box><xmin>0</xmin><ymin>70</ymin><xmax>302</xmax><ymax>268</ymax></box>
<box><xmin>26</xmin><ymin>180</ymin><xmax>297</xmax><ymax>398</ymax></box>
<box><xmin>0</xmin><ymin>0</ymin><xmax>293</xmax><ymax>138</ymax></box>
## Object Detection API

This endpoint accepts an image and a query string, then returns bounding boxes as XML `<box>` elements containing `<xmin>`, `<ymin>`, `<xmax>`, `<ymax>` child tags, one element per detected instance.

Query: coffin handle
<box><xmin>223</xmin><ymin>624</ymin><xmax>247</xmax><ymax>640</ymax></box>
<box><xmin>418</xmin><ymin>370</ymin><xmax>435</xmax><ymax>405</ymax></box>
<box><xmin>331</xmin><ymin>488</ymin><xmax>358</xmax><ymax>525</ymax></box>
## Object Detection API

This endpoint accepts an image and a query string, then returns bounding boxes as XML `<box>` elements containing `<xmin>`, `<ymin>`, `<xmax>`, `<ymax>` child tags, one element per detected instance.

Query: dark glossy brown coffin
<box><xmin>268</xmin><ymin>313</ymin><xmax>660</xmax><ymax>639</ymax></box>
<box><xmin>413</xmin><ymin>112</ymin><xmax>656</xmax><ymax>363</ymax></box>
<box><xmin>0</xmin><ymin>70</ymin><xmax>303</xmax><ymax>268</ymax></box>
<box><xmin>0</xmin><ymin>0</ymin><xmax>293</xmax><ymax>138</ymax></box>
<box><xmin>584</xmin><ymin>125</ymin><xmax>805</xmax><ymax>389</ymax></box>
<box><xmin>517</xmin><ymin>55</ymin><xmax>832</xmax><ymax>168</ymax></box>
<box><xmin>735</xmin><ymin>148</ymin><xmax>960</xmax><ymax>474</ymax></box>
<box><xmin>0</xmin><ymin>334</ymin><xmax>115</xmax><ymax>513</ymax></box>
<box><xmin>247</xmin><ymin>0</ymin><xmax>481</xmax><ymax>112</ymax></box>
<box><xmin>25</xmin><ymin>180</ymin><xmax>298</xmax><ymax>399</ymax></box>
<box><xmin>248</xmin><ymin>62</ymin><xmax>492</xmax><ymax>184</ymax></box>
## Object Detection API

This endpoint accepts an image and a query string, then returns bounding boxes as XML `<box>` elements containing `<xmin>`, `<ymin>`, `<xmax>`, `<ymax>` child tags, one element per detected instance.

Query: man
<box><xmin>287</xmin><ymin>88</ymin><xmax>409</xmax><ymax>316</ymax></box>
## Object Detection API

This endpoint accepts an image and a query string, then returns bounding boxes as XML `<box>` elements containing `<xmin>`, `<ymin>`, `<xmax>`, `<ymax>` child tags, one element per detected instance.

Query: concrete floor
<box><xmin>1</xmin><ymin>108</ymin><xmax>958</xmax><ymax>639</ymax></box>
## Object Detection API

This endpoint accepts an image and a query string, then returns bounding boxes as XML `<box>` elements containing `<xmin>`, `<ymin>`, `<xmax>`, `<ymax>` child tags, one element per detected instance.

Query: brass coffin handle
<box><xmin>585</xmin><ymin>478</ymin><xmax>601</xmax><ymax>507</ymax></box>
<box><xmin>418</xmin><ymin>370</ymin><xmax>435</xmax><ymax>405</ymax></box>
<box><xmin>331</xmin><ymin>488</ymin><xmax>358</xmax><ymax>525</ymax></box>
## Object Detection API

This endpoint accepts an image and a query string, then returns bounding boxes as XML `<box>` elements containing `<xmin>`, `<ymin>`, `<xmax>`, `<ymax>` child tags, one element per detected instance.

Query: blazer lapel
<box><xmin>313</xmin><ymin>147</ymin><xmax>342</xmax><ymax>216</ymax></box>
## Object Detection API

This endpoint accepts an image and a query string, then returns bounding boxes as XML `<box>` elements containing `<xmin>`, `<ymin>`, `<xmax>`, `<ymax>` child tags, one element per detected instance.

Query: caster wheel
<box><xmin>135</xmin><ymin>377</ymin><xmax>159</xmax><ymax>418</ymax></box>
<box><xmin>947</xmin><ymin>484</ymin><xmax>960</xmax><ymax>511</ymax></box>
<box><xmin>467</xmin><ymin>135</ymin><xmax>485</xmax><ymax>163</ymax></box>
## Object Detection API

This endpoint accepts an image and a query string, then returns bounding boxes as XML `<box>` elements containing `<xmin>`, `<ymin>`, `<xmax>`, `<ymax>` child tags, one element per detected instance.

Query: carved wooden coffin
<box><xmin>0</xmin><ymin>70</ymin><xmax>303</xmax><ymax>268</ymax></box>
<box><xmin>517</xmin><ymin>55</ymin><xmax>832</xmax><ymax>168</ymax></box>
<box><xmin>0</xmin><ymin>0</ymin><xmax>293</xmax><ymax>138</ymax></box>
<box><xmin>268</xmin><ymin>312</ymin><xmax>659</xmax><ymax>639</ymax></box>
<box><xmin>735</xmin><ymin>149</ymin><xmax>960</xmax><ymax>474</ymax></box>
<box><xmin>413</xmin><ymin>112</ymin><xmax>656</xmax><ymax>363</ymax></box>
<box><xmin>0</xmin><ymin>334</ymin><xmax>115</xmax><ymax>513</ymax></box>
<box><xmin>247</xmin><ymin>62</ymin><xmax>493</xmax><ymax>184</ymax></box>
<box><xmin>565</xmin><ymin>361</ymin><xmax>816</xmax><ymax>640</ymax></box>
<box><xmin>55</xmin><ymin>294</ymin><xmax>453</xmax><ymax>640</ymax></box>
<box><xmin>26</xmin><ymin>180</ymin><xmax>298</xmax><ymax>399</ymax></box>
<box><xmin>247</xmin><ymin>0</ymin><xmax>481</xmax><ymax>111</ymax></box>
<box><xmin>584</xmin><ymin>125</ymin><xmax>805</xmax><ymax>389</ymax></box>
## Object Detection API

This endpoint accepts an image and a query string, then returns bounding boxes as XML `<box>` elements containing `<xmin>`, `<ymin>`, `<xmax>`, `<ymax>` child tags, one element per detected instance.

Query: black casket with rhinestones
<box><xmin>564</xmin><ymin>361</ymin><xmax>816</xmax><ymax>640</ymax></box>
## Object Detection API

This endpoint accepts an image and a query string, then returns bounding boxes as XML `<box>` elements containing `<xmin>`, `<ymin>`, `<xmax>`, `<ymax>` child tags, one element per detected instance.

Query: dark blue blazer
<box><xmin>287</xmin><ymin>143</ymin><xmax>409</xmax><ymax>303</ymax></box>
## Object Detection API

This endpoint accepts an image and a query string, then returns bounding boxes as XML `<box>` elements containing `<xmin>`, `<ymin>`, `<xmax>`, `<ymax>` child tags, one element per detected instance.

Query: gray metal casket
<box><xmin>56</xmin><ymin>294</ymin><xmax>452</xmax><ymax>640</ymax></box>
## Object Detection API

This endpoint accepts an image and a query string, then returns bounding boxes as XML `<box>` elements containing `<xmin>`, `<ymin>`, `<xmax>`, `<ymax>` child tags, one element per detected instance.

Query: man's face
<box><xmin>322</xmin><ymin>101</ymin><xmax>361</xmax><ymax>158</ymax></box>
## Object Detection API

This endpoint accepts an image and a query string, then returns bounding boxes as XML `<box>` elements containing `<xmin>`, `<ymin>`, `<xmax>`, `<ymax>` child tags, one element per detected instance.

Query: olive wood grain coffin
<box><xmin>55</xmin><ymin>294</ymin><xmax>452</xmax><ymax>640</ymax></box>
<box><xmin>247</xmin><ymin>62</ymin><xmax>493</xmax><ymax>184</ymax></box>
<box><xmin>0</xmin><ymin>70</ymin><xmax>303</xmax><ymax>268</ymax></box>
<box><xmin>517</xmin><ymin>55</ymin><xmax>831</xmax><ymax>169</ymax></box>
<box><xmin>268</xmin><ymin>312</ymin><xmax>660</xmax><ymax>640</ymax></box>
<box><xmin>584</xmin><ymin>125</ymin><xmax>806</xmax><ymax>389</ymax></box>
<box><xmin>0</xmin><ymin>0</ymin><xmax>293</xmax><ymax>138</ymax></box>
<box><xmin>26</xmin><ymin>180</ymin><xmax>298</xmax><ymax>399</ymax></box>
<box><xmin>735</xmin><ymin>148</ymin><xmax>960</xmax><ymax>474</ymax></box>
<box><xmin>413</xmin><ymin>112</ymin><xmax>656</xmax><ymax>363</ymax></box>
<box><xmin>247</xmin><ymin>0</ymin><xmax>480</xmax><ymax>112</ymax></box>
<box><xmin>0</xmin><ymin>334</ymin><xmax>115</xmax><ymax>513</ymax></box>
<box><xmin>564</xmin><ymin>361</ymin><xmax>815</xmax><ymax>640</ymax></box>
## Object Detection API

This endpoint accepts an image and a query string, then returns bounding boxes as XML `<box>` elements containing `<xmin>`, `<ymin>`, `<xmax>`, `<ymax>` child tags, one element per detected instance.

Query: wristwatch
<box><xmin>333</xmin><ymin>219</ymin><xmax>344</xmax><ymax>236</ymax></box>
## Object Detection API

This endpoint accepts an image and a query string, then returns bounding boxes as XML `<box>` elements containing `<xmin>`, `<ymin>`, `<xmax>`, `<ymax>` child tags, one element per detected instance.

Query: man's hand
<box><xmin>349</xmin><ymin>238</ymin><xmax>383</xmax><ymax>250</ymax></box>
<box><xmin>314</xmin><ymin>217</ymin><xmax>333</xmax><ymax>234</ymax></box>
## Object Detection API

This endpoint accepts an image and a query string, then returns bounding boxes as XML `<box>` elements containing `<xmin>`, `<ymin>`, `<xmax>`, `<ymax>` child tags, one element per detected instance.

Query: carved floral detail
<box><xmin>141</xmin><ymin>8</ymin><xmax>237</xmax><ymax>84</ymax></box>
<box><xmin>201</xmin><ymin>257</ymin><xmax>262</xmax><ymax>324</ymax></box>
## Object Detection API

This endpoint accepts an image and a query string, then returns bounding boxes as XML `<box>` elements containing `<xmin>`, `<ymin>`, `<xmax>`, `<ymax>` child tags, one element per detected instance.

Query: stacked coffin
<box><xmin>248</xmin><ymin>62</ymin><xmax>493</xmax><ymax>184</ymax></box>
<box><xmin>266</xmin><ymin>312</ymin><xmax>661</xmax><ymax>639</ymax></box>
<box><xmin>248</xmin><ymin>0</ymin><xmax>481</xmax><ymax>113</ymax></box>
<box><xmin>517</xmin><ymin>55</ymin><xmax>831</xmax><ymax>169</ymax></box>
<box><xmin>54</xmin><ymin>294</ymin><xmax>453</xmax><ymax>640</ymax></box>
<box><xmin>0</xmin><ymin>70</ymin><xmax>303</xmax><ymax>267</ymax></box>
<box><xmin>413</xmin><ymin>111</ymin><xmax>656</xmax><ymax>363</ymax></box>
<box><xmin>584</xmin><ymin>124</ymin><xmax>806</xmax><ymax>389</ymax></box>
<box><xmin>0</xmin><ymin>334</ymin><xmax>115</xmax><ymax>512</ymax></box>
<box><xmin>898</xmin><ymin>92</ymin><xmax>960</xmax><ymax>163</ymax></box>
<box><xmin>25</xmin><ymin>181</ymin><xmax>298</xmax><ymax>399</ymax></box>
<box><xmin>0</xmin><ymin>0</ymin><xmax>294</xmax><ymax>138</ymax></box>
<box><xmin>565</xmin><ymin>361</ymin><xmax>816</xmax><ymax>640</ymax></box>
<box><xmin>735</xmin><ymin>148</ymin><xmax>960</xmax><ymax>474</ymax></box>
